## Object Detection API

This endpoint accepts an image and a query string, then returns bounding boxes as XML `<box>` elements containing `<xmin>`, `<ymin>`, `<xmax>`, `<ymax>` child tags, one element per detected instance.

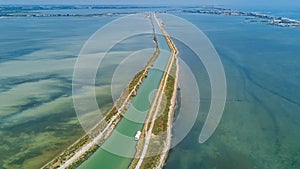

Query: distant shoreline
<box><xmin>128</xmin><ymin>13</ymin><xmax>179</xmax><ymax>169</ymax></box>
<box><xmin>41</xmin><ymin>13</ymin><xmax>161</xmax><ymax>169</ymax></box>
<box><xmin>1</xmin><ymin>5</ymin><xmax>299</xmax><ymax>28</ymax></box>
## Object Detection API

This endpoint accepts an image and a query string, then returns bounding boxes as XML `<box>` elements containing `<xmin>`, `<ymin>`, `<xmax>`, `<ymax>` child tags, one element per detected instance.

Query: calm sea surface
<box><xmin>164</xmin><ymin>13</ymin><xmax>300</xmax><ymax>169</ymax></box>
<box><xmin>0</xmin><ymin>8</ymin><xmax>299</xmax><ymax>169</ymax></box>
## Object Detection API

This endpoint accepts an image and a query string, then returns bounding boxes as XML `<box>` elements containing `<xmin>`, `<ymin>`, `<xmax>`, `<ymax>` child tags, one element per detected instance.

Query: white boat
<box><xmin>135</xmin><ymin>131</ymin><xmax>141</xmax><ymax>141</ymax></box>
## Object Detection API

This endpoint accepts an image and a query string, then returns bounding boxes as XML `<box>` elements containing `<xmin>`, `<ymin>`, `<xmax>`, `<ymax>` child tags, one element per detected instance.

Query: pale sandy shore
<box><xmin>156</xmin><ymin>17</ymin><xmax>179</xmax><ymax>169</ymax></box>
<box><xmin>131</xmin><ymin>13</ymin><xmax>179</xmax><ymax>169</ymax></box>
<box><xmin>42</xmin><ymin>13</ymin><xmax>175</xmax><ymax>169</ymax></box>
<box><xmin>41</xmin><ymin>19</ymin><xmax>159</xmax><ymax>168</ymax></box>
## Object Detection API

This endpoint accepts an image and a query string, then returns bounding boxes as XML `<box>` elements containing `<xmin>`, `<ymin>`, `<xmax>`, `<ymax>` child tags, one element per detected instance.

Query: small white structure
<box><xmin>135</xmin><ymin>131</ymin><xmax>141</xmax><ymax>141</ymax></box>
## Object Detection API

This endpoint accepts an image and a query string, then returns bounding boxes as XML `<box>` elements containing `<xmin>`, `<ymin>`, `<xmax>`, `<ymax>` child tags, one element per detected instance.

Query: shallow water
<box><xmin>163</xmin><ymin>13</ymin><xmax>300</xmax><ymax>169</ymax></box>
<box><xmin>0</xmin><ymin>15</ymin><xmax>156</xmax><ymax>169</ymax></box>
<box><xmin>0</xmin><ymin>17</ymin><xmax>113</xmax><ymax>169</ymax></box>
<box><xmin>0</xmin><ymin>7</ymin><xmax>299</xmax><ymax>169</ymax></box>
<box><xmin>78</xmin><ymin>22</ymin><xmax>172</xmax><ymax>168</ymax></box>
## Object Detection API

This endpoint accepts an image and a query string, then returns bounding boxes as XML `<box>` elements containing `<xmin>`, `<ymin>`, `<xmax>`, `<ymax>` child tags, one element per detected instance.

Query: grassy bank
<box><xmin>129</xmin><ymin>57</ymin><xmax>177</xmax><ymax>169</ymax></box>
<box><xmin>41</xmin><ymin>35</ymin><xmax>160</xmax><ymax>169</ymax></box>
<box><xmin>129</xmin><ymin>14</ymin><xmax>179</xmax><ymax>169</ymax></box>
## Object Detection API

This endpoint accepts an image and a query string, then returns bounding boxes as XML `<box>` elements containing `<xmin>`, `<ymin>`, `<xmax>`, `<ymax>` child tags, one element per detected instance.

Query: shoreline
<box><xmin>41</xmin><ymin>13</ymin><xmax>178</xmax><ymax>169</ymax></box>
<box><xmin>129</xmin><ymin>13</ymin><xmax>179</xmax><ymax>169</ymax></box>
<box><xmin>156</xmin><ymin>15</ymin><xmax>180</xmax><ymax>169</ymax></box>
<box><xmin>41</xmin><ymin>15</ymin><xmax>160</xmax><ymax>168</ymax></box>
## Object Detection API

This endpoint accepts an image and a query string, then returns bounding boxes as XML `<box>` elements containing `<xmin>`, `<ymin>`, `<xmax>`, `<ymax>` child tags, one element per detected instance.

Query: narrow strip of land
<box><xmin>129</xmin><ymin>13</ymin><xmax>179</xmax><ymax>169</ymax></box>
<box><xmin>42</xmin><ymin>13</ymin><xmax>178</xmax><ymax>169</ymax></box>
<box><xmin>41</xmin><ymin>15</ymin><xmax>160</xmax><ymax>169</ymax></box>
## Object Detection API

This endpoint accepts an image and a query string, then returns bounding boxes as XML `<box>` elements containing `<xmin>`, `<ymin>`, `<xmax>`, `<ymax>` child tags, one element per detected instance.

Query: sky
<box><xmin>0</xmin><ymin>0</ymin><xmax>299</xmax><ymax>8</ymax></box>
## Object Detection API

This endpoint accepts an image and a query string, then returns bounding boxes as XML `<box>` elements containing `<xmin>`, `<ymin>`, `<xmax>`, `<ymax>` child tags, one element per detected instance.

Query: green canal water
<box><xmin>78</xmin><ymin>33</ymin><xmax>171</xmax><ymax>168</ymax></box>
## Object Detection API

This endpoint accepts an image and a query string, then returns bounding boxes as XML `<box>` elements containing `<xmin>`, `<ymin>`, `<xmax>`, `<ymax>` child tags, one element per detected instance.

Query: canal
<box><xmin>77</xmin><ymin>16</ymin><xmax>171</xmax><ymax>169</ymax></box>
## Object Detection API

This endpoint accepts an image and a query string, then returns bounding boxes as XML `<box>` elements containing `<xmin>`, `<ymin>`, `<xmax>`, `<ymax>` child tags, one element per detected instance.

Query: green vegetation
<box><xmin>67</xmin><ymin>145</ymin><xmax>99</xmax><ymax>169</ymax></box>
<box><xmin>129</xmin><ymin>70</ymin><xmax>146</xmax><ymax>92</ymax></box>
<box><xmin>42</xmin><ymin>35</ymin><xmax>160</xmax><ymax>169</ymax></box>
<box><xmin>105</xmin><ymin>106</ymin><xmax>118</xmax><ymax>121</ymax></box>
<box><xmin>129</xmin><ymin>20</ymin><xmax>179</xmax><ymax>168</ymax></box>
<box><xmin>129</xmin><ymin>56</ymin><xmax>177</xmax><ymax>169</ymax></box>
<box><xmin>140</xmin><ymin>57</ymin><xmax>177</xmax><ymax>169</ymax></box>
<box><xmin>42</xmin><ymin>134</ymin><xmax>91</xmax><ymax>169</ymax></box>
<box><xmin>152</xmin><ymin>74</ymin><xmax>175</xmax><ymax>135</ymax></box>
<box><xmin>128</xmin><ymin>36</ymin><xmax>159</xmax><ymax>93</ymax></box>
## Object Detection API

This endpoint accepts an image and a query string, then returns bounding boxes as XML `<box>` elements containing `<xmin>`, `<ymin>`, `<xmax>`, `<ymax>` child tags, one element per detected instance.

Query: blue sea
<box><xmin>0</xmin><ymin>6</ymin><xmax>299</xmax><ymax>169</ymax></box>
<box><xmin>165</xmin><ymin>13</ymin><xmax>300</xmax><ymax>169</ymax></box>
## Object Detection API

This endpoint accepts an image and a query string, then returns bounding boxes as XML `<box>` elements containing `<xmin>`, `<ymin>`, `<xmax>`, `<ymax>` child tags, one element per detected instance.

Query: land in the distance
<box><xmin>183</xmin><ymin>7</ymin><xmax>300</xmax><ymax>28</ymax></box>
<box><xmin>1</xmin><ymin>5</ymin><xmax>299</xmax><ymax>28</ymax></box>
<box><xmin>129</xmin><ymin>14</ymin><xmax>179</xmax><ymax>169</ymax></box>
<box><xmin>41</xmin><ymin>19</ymin><xmax>160</xmax><ymax>168</ymax></box>
<box><xmin>42</xmin><ymin>13</ymin><xmax>178</xmax><ymax>169</ymax></box>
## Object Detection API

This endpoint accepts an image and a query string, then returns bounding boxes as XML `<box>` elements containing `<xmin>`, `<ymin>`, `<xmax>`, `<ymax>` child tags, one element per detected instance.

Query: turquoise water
<box><xmin>0</xmin><ymin>15</ymin><xmax>155</xmax><ymax>169</ymax></box>
<box><xmin>0</xmin><ymin>17</ymin><xmax>115</xmax><ymax>169</ymax></box>
<box><xmin>164</xmin><ymin>13</ymin><xmax>300</xmax><ymax>169</ymax></box>
<box><xmin>0</xmin><ymin>6</ymin><xmax>300</xmax><ymax>169</ymax></box>
<box><xmin>78</xmin><ymin>34</ymin><xmax>171</xmax><ymax>168</ymax></box>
